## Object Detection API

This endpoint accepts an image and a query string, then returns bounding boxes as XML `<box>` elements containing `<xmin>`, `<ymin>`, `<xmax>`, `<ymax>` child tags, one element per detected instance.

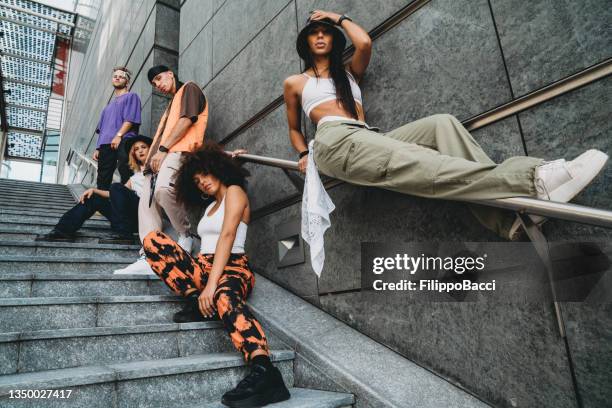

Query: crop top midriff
<box><xmin>301</xmin><ymin>71</ymin><xmax>363</xmax><ymax>117</ymax></box>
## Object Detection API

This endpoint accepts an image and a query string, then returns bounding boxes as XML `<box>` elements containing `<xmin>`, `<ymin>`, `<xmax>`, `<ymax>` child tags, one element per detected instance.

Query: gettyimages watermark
<box><xmin>361</xmin><ymin>242</ymin><xmax>611</xmax><ymax>302</ymax></box>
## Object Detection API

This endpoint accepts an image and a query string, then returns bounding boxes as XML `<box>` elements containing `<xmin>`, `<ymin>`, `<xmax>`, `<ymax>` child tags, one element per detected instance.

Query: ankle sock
<box><xmin>251</xmin><ymin>354</ymin><xmax>273</xmax><ymax>369</ymax></box>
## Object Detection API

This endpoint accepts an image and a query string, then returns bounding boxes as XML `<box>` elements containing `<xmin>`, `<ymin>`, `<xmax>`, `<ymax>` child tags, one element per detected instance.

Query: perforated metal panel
<box><xmin>4</xmin><ymin>82</ymin><xmax>50</xmax><ymax>110</ymax></box>
<box><xmin>0</xmin><ymin>0</ymin><xmax>75</xmax><ymax>161</ymax></box>
<box><xmin>6</xmin><ymin>130</ymin><xmax>43</xmax><ymax>159</ymax></box>
<box><xmin>2</xmin><ymin>55</ymin><xmax>52</xmax><ymax>86</ymax></box>
<box><xmin>7</xmin><ymin>105</ymin><xmax>45</xmax><ymax>130</ymax></box>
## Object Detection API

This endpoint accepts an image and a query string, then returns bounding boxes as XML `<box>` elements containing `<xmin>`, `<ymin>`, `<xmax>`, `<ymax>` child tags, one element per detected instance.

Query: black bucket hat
<box><xmin>125</xmin><ymin>135</ymin><xmax>152</xmax><ymax>154</ymax></box>
<box><xmin>296</xmin><ymin>16</ymin><xmax>346</xmax><ymax>61</ymax></box>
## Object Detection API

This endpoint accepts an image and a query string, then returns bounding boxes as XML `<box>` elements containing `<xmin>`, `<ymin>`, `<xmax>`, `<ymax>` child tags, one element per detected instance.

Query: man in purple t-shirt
<box><xmin>94</xmin><ymin>66</ymin><xmax>142</xmax><ymax>189</ymax></box>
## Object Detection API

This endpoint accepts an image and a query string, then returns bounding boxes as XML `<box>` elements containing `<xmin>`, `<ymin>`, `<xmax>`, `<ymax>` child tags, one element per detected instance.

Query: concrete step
<box><xmin>0</xmin><ymin>179</ymin><xmax>70</xmax><ymax>192</ymax></box>
<box><xmin>0</xmin><ymin>189</ymin><xmax>75</xmax><ymax>201</ymax></box>
<box><xmin>0</xmin><ymin>352</ymin><xmax>295</xmax><ymax>407</ymax></box>
<box><xmin>0</xmin><ymin>322</ymin><xmax>236</xmax><ymax>374</ymax></box>
<box><xmin>0</xmin><ymin>273</ymin><xmax>167</xmax><ymax>298</ymax></box>
<box><xmin>0</xmin><ymin>255</ymin><xmax>134</xmax><ymax>274</ymax></box>
<box><xmin>196</xmin><ymin>388</ymin><xmax>354</xmax><ymax>408</ymax></box>
<box><xmin>0</xmin><ymin>207</ymin><xmax>107</xmax><ymax>221</ymax></box>
<box><xmin>0</xmin><ymin>240</ymin><xmax>140</xmax><ymax>259</ymax></box>
<box><xmin>0</xmin><ymin>226</ymin><xmax>122</xmax><ymax>243</ymax></box>
<box><xmin>0</xmin><ymin>295</ymin><xmax>184</xmax><ymax>331</ymax></box>
<box><xmin>0</xmin><ymin>213</ymin><xmax>111</xmax><ymax>228</ymax></box>
<box><xmin>0</xmin><ymin>218</ymin><xmax>112</xmax><ymax>233</ymax></box>
<box><xmin>0</xmin><ymin>199</ymin><xmax>77</xmax><ymax>212</ymax></box>
<box><xmin>0</xmin><ymin>195</ymin><xmax>76</xmax><ymax>207</ymax></box>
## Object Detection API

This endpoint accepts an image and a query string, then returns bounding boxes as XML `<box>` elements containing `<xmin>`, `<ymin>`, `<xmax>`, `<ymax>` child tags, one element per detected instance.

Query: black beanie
<box><xmin>147</xmin><ymin>65</ymin><xmax>170</xmax><ymax>83</ymax></box>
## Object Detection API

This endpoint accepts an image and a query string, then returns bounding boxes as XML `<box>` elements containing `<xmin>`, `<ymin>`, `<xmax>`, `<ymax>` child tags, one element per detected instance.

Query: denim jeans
<box><xmin>55</xmin><ymin>183</ymin><xmax>139</xmax><ymax>235</ymax></box>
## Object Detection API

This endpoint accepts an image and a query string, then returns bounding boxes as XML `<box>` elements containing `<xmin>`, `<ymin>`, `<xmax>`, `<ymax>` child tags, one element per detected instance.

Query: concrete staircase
<box><xmin>0</xmin><ymin>179</ymin><xmax>354</xmax><ymax>407</ymax></box>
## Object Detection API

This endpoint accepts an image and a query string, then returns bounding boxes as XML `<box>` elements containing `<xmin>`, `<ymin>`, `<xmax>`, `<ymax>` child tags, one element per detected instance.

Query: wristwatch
<box><xmin>116</xmin><ymin>132</ymin><xmax>123</xmax><ymax>138</ymax></box>
<box><xmin>158</xmin><ymin>145</ymin><xmax>169</xmax><ymax>153</ymax></box>
<box><xmin>337</xmin><ymin>14</ymin><xmax>352</xmax><ymax>26</ymax></box>
<box><xmin>299</xmin><ymin>150</ymin><xmax>309</xmax><ymax>159</ymax></box>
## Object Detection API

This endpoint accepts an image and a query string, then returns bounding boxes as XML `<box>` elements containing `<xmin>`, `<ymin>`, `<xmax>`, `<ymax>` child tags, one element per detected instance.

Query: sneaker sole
<box><xmin>548</xmin><ymin>150</ymin><xmax>608</xmax><ymax>203</ymax></box>
<box><xmin>222</xmin><ymin>386</ymin><xmax>290</xmax><ymax>407</ymax></box>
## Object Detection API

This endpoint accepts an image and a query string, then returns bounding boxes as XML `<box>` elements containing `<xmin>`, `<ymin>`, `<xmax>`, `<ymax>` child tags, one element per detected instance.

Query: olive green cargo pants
<box><xmin>313</xmin><ymin>114</ymin><xmax>544</xmax><ymax>239</ymax></box>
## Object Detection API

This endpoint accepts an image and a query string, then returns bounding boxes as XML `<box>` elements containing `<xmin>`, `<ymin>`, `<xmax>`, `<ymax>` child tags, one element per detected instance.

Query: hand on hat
<box><xmin>309</xmin><ymin>10</ymin><xmax>341</xmax><ymax>25</ymax></box>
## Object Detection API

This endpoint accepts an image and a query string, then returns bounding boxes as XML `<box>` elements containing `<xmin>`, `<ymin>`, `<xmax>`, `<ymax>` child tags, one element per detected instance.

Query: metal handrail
<box><xmin>234</xmin><ymin>153</ymin><xmax>612</xmax><ymax>229</ymax></box>
<box><xmin>69</xmin><ymin>147</ymin><xmax>611</xmax><ymax>228</ymax></box>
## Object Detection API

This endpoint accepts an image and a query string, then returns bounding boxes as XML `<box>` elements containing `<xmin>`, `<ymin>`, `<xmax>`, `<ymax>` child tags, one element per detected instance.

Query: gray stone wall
<box><xmin>59</xmin><ymin>0</ymin><xmax>180</xmax><ymax>184</ymax></box>
<box><xmin>176</xmin><ymin>0</ymin><xmax>611</xmax><ymax>406</ymax></box>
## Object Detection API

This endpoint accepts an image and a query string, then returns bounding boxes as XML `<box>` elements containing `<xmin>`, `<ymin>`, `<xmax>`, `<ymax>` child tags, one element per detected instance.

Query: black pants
<box><xmin>96</xmin><ymin>139</ymin><xmax>133</xmax><ymax>190</ymax></box>
<box><xmin>55</xmin><ymin>183</ymin><xmax>139</xmax><ymax>235</ymax></box>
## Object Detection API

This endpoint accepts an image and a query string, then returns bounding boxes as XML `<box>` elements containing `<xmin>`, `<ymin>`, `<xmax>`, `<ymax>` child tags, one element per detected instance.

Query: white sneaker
<box><xmin>177</xmin><ymin>234</ymin><xmax>193</xmax><ymax>252</ymax></box>
<box><xmin>509</xmin><ymin>150</ymin><xmax>608</xmax><ymax>240</ymax></box>
<box><xmin>114</xmin><ymin>254</ymin><xmax>155</xmax><ymax>275</ymax></box>
<box><xmin>534</xmin><ymin>150</ymin><xmax>608</xmax><ymax>202</ymax></box>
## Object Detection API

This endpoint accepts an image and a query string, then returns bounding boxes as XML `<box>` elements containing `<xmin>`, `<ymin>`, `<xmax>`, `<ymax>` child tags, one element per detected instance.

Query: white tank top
<box><xmin>301</xmin><ymin>71</ymin><xmax>363</xmax><ymax>117</ymax></box>
<box><xmin>197</xmin><ymin>194</ymin><xmax>248</xmax><ymax>254</ymax></box>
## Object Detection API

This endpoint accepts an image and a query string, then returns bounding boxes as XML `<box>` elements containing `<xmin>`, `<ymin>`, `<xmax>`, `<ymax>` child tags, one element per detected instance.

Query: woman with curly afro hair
<box><xmin>142</xmin><ymin>141</ymin><xmax>290</xmax><ymax>407</ymax></box>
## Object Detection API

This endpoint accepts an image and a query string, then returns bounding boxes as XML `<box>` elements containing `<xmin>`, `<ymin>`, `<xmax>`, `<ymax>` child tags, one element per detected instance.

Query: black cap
<box><xmin>147</xmin><ymin>65</ymin><xmax>170</xmax><ymax>83</ymax></box>
<box><xmin>296</xmin><ymin>17</ymin><xmax>346</xmax><ymax>61</ymax></box>
<box><xmin>125</xmin><ymin>135</ymin><xmax>153</xmax><ymax>154</ymax></box>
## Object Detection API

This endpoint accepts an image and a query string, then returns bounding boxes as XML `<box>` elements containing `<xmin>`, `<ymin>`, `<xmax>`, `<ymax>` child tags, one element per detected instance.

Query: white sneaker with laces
<box><xmin>535</xmin><ymin>149</ymin><xmax>608</xmax><ymax>202</ymax></box>
<box><xmin>114</xmin><ymin>253</ymin><xmax>155</xmax><ymax>275</ymax></box>
<box><xmin>509</xmin><ymin>150</ymin><xmax>608</xmax><ymax>240</ymax></box>
<box><xmin>177</xmin><ymin>234</ymin><xmax>193</xmax><ymax>252</ymax></box>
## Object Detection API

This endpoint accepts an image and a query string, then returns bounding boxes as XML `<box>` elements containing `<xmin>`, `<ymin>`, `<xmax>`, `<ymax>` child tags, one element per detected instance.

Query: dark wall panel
<box><xmin>519</xmin><ymin>76</ymin><xmax>612</xmax><ymax>241</ymax></box>
<box><xmin>490</xmin><ymin>0</ymin><xmax>612</xmax><ymax>95</ymax></box>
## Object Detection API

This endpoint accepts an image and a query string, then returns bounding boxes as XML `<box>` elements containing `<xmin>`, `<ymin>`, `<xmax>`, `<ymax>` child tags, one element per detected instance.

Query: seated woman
<box><xmin>142</xmin><ymin>142</ymin><xmax>290</xmax><ymax>407</ymax></box>
<box><xmin>283</xmin><ymin>10</ymin><xmax>608</xmax><ymax>240</ymax></box>
<box><xmin>38</xmin><ymin>135</ymin><xmax>151</xmax><ymax>242</ymax></box>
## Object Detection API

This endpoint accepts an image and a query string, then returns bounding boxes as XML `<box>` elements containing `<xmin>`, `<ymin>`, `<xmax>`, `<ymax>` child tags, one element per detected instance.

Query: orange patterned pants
<box><xmin>143</xmin><ymin>231</ymin><xmax>270</xmax><ymax>361</ymax></box>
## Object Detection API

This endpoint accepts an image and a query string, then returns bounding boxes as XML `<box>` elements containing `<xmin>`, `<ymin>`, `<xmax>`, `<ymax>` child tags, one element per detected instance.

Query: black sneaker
<box><xmin>172</xmin><ymin>293</ymin><xmax>220</xmax><ymax>323</ymax></box>
<box><xmin>221</xmin><ymin>364</ymin><xmax>290</xmax><ymax>407</ymax></box>
<box><xmin>35</xmin><ymin>229</ymin><xmax>75</xmax><ymax>242</ymax></box>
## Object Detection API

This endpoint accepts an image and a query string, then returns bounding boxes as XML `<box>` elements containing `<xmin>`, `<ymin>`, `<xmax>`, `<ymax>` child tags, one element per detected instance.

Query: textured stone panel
<box><xmin>155</xmin><ymin>3</ymin><xmax>180</xmax><ymax>51</ymax></box>
<box><xmin>17</xmin><ymin>332</ymin><xmax>179</xmax><ymax>372</ymax></box>
<box><xmin>563</xmin><ymin>303</ymin><xmax>612</xmax><ymax>408</ymax></box>
<box><xmin>490</xmin><ymin>0</ymin><xmax>612</xmax><ymax>95</ymax></box>
<box><xmin>0</xmin><ymin>342</ymin><xmax>18</xmax><ymax>375</ymax></box>
<box><xmin>179</xmin><ymin>23</ymin><xmax>213</xmax><ymax>87</ymax></box>
<box><xmin>320</xmin><ymin>292</ymin><xmax>575</xmax><ymax>408</ymax></box>
<box><xmin>296</xmin><ymin>0</ymin><xmax>411</xmax><ymax>34</ymax></box>
<box><xmin>31</xmin><ymin>280</ymin><xmax>150</xmax><ymax>298</ymax></box>
<box><xmin>212</xmin><ymin>0</ymin><xmax>290</xmax><ymax>75</ymax></box>
<box><xmin>519</xmin><ymin>76</ymin><xmax>612</xmax><ymax>240</ymax></box>
<box><xmin>247</xmin><ymin>205</ymin><xmax>320</xmax><ymax>299</ymax></box>
<box><xmin>204</xmin><ymin>3</ymin><xmax>300</xmax><ymax>139</ymax></box>
<box><xmin>0</xmin><ymin>281</ymin><xmax>29</xmax><ymax>298</ymax></box>
<box><xmin>470</xmin><ymin>116</ymin><xmax>526</xmax><ymax>161</ymax></box>
<box><xmin>0</xmin><ymin>304</ymin><xmax>97</xmax><ymax>331</ymax></box>
<box><xmin>363</xmin><ymin>0</ymin><xmax>511</xmax><ymax>130</ymax></box>
<box><xmin>224</xmin><ymin>106</ymin><xmax>301</xmax><ymax>210</ymax></box>
<box><xmin>97</xmin><ymin>301</ymin><xmax>183</xmax><ymax>326</ymax></box>
<box><xmin>179</xmin><ymin>0</ymin><xmax>215</xmax><ymax>54</ymax></box>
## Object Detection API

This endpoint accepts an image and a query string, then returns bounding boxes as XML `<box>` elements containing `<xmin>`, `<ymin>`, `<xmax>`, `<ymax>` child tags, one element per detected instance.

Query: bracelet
<box><xmin>337</xmin><ymin>14</ymin><xmax>352</xmax><ymax>26</ymax></box>
<box><xmin>299</xmin><ymin>150</ymin><xmax>309</xmax><ymax>159</ymax></box>
<box><xmin>158</xmin><ymin>145</ymin><xmax>169</xmax><ymax>153</ymax></box>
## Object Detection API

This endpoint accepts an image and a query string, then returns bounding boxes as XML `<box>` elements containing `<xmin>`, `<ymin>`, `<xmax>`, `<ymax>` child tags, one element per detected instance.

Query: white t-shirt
<box><xmin>130</xmin><ymin>171</ymin><xmax>145</xmax><ymax>197</ymax></box>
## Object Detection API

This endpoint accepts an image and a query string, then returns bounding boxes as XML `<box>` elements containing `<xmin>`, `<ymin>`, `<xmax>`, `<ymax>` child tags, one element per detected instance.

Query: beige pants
<box><xmin>313</xmin><ymin>114</ymin><xmax>544</xmax><ymax>239</ymax></box>
<box><xmin>138</xmin><ymin>152</ymin><xmax>190</xmax><ymax>242</ymax></box>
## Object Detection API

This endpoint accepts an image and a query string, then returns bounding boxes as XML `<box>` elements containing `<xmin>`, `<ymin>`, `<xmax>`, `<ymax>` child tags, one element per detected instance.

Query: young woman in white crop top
<box><xmin>283</xmin><ymin>10</ymin><xmax>607</xmax><ymax>241</ymax></box>
<box><xmin>142</xmin><ymin>141</ymin><xmax>290</xmax><ymax>407</ymax></box>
